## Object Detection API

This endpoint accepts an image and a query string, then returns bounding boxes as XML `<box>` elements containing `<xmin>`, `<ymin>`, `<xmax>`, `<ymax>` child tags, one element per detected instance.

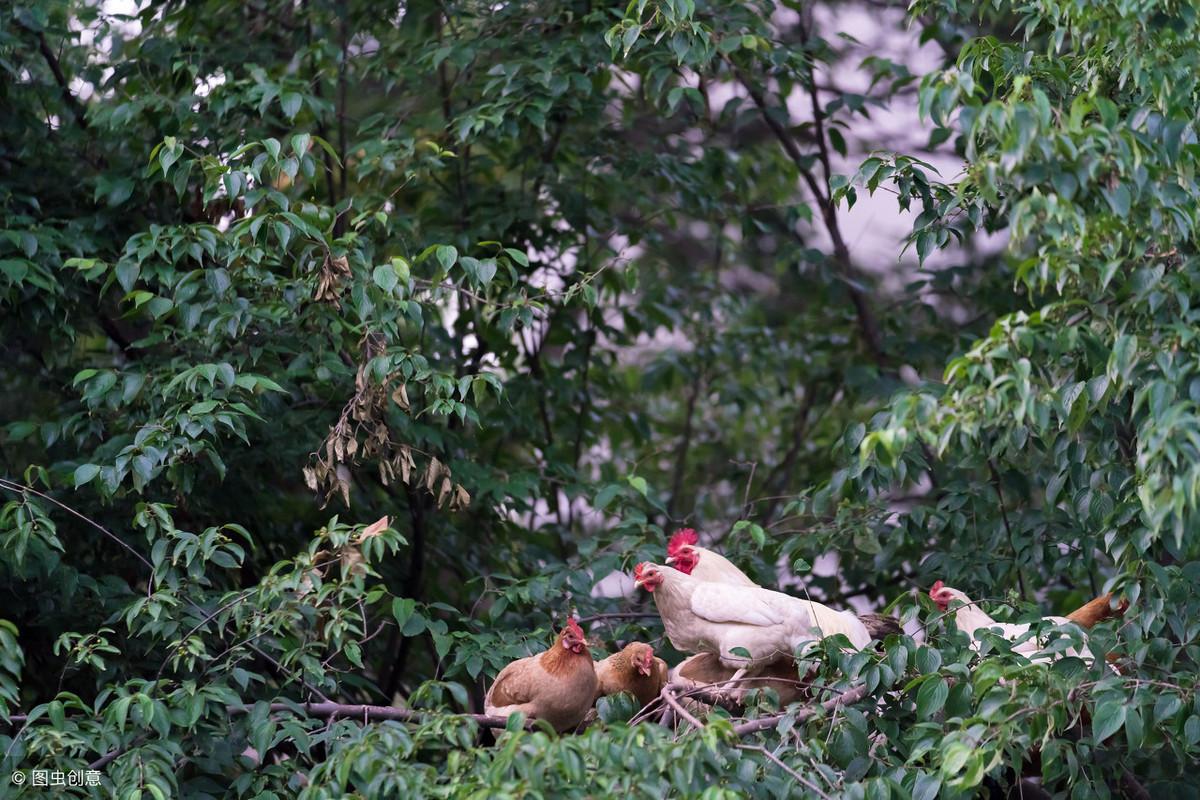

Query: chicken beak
<box><xmin>664</xmin><ymin>555</ymin><xmax>677</xmax><ymax>565</ymax></box>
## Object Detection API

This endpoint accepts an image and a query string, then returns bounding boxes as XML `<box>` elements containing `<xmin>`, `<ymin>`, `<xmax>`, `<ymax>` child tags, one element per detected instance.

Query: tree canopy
<box><xmin>1</xmin><ymin>0</ymin><xmax>1198</xmax><ymax>796</ymax></box>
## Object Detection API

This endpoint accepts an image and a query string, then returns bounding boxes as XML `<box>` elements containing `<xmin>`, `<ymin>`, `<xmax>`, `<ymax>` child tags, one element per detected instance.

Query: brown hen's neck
<box><xmin>541</xmin><ymin>637</ymin><xmax>591</xmax><ymax>676</ymax></box>
<box><xmin>612</xmin><ymin>648</ymin><xmax>648</xmax><ymax>674</ymax></box>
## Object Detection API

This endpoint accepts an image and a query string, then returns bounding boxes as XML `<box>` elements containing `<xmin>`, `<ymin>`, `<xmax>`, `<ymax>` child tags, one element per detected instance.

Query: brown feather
<box><xmin>857</xmin><ymin>612</ymin><xmax>903</xmax><ymax>640</ymax></box>
<box><xmin>674</xmin><ymin>652</ymin><xmax>806</xmax><ymax>705</ymax></box>
<box><xmin>1065</xmin><ymin>592</ymin><xmax>1129</xmax><ymax>630</ymax></box>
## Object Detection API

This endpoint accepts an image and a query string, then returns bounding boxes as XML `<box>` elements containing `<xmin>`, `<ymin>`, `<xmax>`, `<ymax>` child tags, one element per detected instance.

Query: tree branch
<box><xmin>383</xmin><ymin>486</ymin><xmax>428</xmax><ymax>700</ymax></box>
<box><xmin>0</xmin><ymin>479</ymin><xmax>154</xmax><ymax>595</ymax></box>
<box><xmin>727</xmin><ymin>59</ymin><xmax>887</xmax><ymax>368</ymax></box>
<box><xmin>19</xmin><ymin>24</ymin><xmax>89</xmax><ymax>130</ymax></box>
<box><xmin>667</xmin><ymin>371</ymin><xmax>702</xmax><ymax>519</ymax></box>
<box><xmin>659</xmin><ymin>685</ymin><xmax>706</xmax><ymax>731</ymax></box>
<box><xmin>731</xmin><ymin>682</ymin><xmax>869</xmax><ymax>737</ymax></box>
<box><xmin>987</xmin><ymin>459</ymin><xmax>1027</xmax><ymax>600</ymax></box>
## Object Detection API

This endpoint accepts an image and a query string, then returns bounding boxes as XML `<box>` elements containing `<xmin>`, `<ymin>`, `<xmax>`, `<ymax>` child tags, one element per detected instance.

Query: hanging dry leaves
<box><xmin>305</xmin><ymin>332</ymin><xmax>471</xmax><ymax>512</ymax></box>
<box><xmin>314</xmin><ymin>252</ymin><xmax>351</xmax><ymax>307</ymax></box>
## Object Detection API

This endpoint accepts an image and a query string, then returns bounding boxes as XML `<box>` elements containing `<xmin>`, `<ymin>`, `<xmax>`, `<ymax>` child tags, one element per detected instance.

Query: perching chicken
<box><xmin>484</xmin><ymin>618</ymin><xmax>597</xmax><ymax>732</ymax></box>
<box><xmin>665</xmin><ymin>529</ymin><xmax>901</xmax><ymax>640</ymax></box>
<box><xmin>929</xmin><ymin>581</ymin><xmax>1091</xmax><ymax>660</ymax></box>
<box><xmin>672</xmin><ymin>652</ymin><xmax>806</xmax><ymax>709</ymax></box>
<box><xmin>634</xmin><ymin>562</ymin><xmax>871</xmax><ymax>674</ymax></box>
<box><xmin>594</xmin><ymin>642</ymin><xmax>668</xmax><ymax>708</ymax></box>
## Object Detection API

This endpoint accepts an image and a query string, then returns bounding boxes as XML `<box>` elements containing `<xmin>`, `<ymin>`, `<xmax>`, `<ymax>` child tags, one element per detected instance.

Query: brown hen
<box><xmin>484</xmin><ymin>618</ymin><xmax>597</xmax><ymax>732</ymax></box>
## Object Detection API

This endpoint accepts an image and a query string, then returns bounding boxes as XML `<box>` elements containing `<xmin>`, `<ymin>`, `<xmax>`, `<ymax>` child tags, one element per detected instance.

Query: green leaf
<box><xmin>74</xmin><ymin>464</ymin><xmax>101</xmax><ymax>488</ymax></box>
<box><xmin>915</xmin><ymin>676</ymin><xmax>948</xmax><ymax>719</ymax></box>
<box><xmin>828</xmin><ymin>128</ymin><xmax>847</xmax><ymax>157</ymax></box>
<box><xmin>1125</xmin><ymin>705</ymin><xmax>1144</xmax><ymax>749</ymax></box>
<box><xmin>913</xmin><ymin>773</ymin><xmax>942</xmax><ymax>800</ymax></box>
<box><xmin>1092</xmin><ymin>700</ymin><xmax>1126</xmax><ymax>742</ymax></box>
<box><xmin>392</xmin><ymin>598</ymin><xmax>416</xmax><ymax>629</ymax></box>
<box><xmin>1154</xmin><ymin>693</ymin><xmax>1181</xmax><ymax>722</ymax></box>
<box><xmin>476</xmin><ymin>258</ymin><xmax>497</xmax><ymax>286</ymax></box>
<box><xmin>435</xmin><ymin>245</ymin><xmax>458</xmax><ymax>271</ymax></box>
<box><xmin>1101</xmin><ymin>184</ymin><xmax>1131</xmax><ymax>217</ymax></box>
<box><xmin>1186</xmin><ymin>716</ymin><xmax>1200</xmax><ymax>746</ymax></box>
<box><xmin>594</xmin><ymin>484</ymin><xmax>621</xmax><ymax>511</ymax></box>
<box><xmin>373</xmin><ymin>264</ymin><xmax>398</xmax><ymax>293</ymax></box>
<box><xmin>116</xmin><ymin>260</ymin><xmax>140</xmax><ymax>293</ymax></box>
<box><xmin>915</xmin><ymin>646</ymin><xmax>941</xmax><ymax>675</ymax></box>
<box><xmin>1108</xmin><ymin>334</ymin><xmax>1138</xmax><ymax>383</ymax></box>
<box><xmin>281</xmin><ymin>92</ymin><xmax>303</xmax><ymax>120</ymax></box>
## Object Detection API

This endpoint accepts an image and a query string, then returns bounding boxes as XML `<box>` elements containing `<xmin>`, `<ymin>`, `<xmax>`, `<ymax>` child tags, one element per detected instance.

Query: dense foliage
<box><xmin>1</xmin><ymin>0</ymin><xmax>1197</xmax><ymax>796</ymax></box>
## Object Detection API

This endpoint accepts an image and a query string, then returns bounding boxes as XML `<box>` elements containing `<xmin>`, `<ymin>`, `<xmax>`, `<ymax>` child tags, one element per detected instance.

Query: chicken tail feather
<box><xmin>1065</xmin><ymin>591</ymin><xmax>1129</xmax><ymax>630</ymax></box>
<box><xmin>857</xmin><ymin>612</ymin><xmax>903</xmax><ymax>641</ymax></box>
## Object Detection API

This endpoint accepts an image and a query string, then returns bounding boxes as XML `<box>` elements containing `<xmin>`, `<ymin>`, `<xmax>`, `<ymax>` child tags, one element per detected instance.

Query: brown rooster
<box><xmin>594</xmin><ymin>642</ymin><xmax>668</xmax><ymax>708</ymax></box>
<box><xmin>484</xmin><ymin>618</ymin><xmax>597</xmax><ymax>732</ymax></box>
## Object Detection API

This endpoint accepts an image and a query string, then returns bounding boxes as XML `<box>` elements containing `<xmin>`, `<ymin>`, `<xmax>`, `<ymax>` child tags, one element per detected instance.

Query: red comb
<box><xmin>565</xmin><ymin>617</ymin><xmax>583</xmax><ymax>636</ymax></box>
<box><xmin>634</xmin><ymin>562</ymin><xmax>647</xmax><ymax>579</ymax></box>
<box><xmin>930</xmin><ymin>580</ymin><xmax>945</xmax><ymax>594</ymax></box>
<box><xmin>667</xmin><ymin>528</ymin><xmax>699</xmax><ymax>555</ymax></box>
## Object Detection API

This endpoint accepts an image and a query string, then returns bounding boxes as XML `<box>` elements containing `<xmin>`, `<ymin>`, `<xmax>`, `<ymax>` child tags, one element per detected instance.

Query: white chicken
<box><xmin>929</xmin><ymin>580</ymin><xmax>1087</xmax><ymax>661</ymax></box>
<box><xmin>633</xmin><ymin>562</ymin><xmax>870</xmax><ymax>678</ymax></box>
<box><xmin>665</xmin><ymin>528</ymin><xmax>901</xmax><ymax>640</ymax></box>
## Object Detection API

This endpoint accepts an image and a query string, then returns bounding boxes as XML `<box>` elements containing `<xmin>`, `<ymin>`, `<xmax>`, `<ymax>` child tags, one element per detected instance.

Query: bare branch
<box><xmin>659</xmin><ymin>685</ymin><xmax>706</xmax><ymax>731</ymax></box>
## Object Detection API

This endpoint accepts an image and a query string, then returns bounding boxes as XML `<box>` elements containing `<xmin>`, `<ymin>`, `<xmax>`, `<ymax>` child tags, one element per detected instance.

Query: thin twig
<box><xmin>659</xmin><ymin>685</ymin><xmax>706</xmax><ymax>731</ymax></box>
<box><xmin>732</xmin><ymin>683</ymin><xmax>870</xmax><ymax>737</ymax></box>
<box><xmin>738</xmin><ymin>743</ymin><xmax>834</xmax><ymax>800</ymax></box>
<box><xmin>987</xmin><ymin>459</ymin><xmax>1027</xmax><ymax>600</ymax></box>
<box><xmin>575</xmin><ymin>612</ymin><xmax>660</xmax><ymax>624</ymax></box>
<box><xmin>725</xmin><ymin>57</ymin><xmax>886</xmax><ymax>367</ymax></box>
<box><xmin>16</xmin><ymin>23</ymin><xmax>89</xmax><ymax>129</ymax></box>
<box><xmin>0</xmin><ymin>479</ymin><xmax>154</xmax><ymax>596</ymax></box>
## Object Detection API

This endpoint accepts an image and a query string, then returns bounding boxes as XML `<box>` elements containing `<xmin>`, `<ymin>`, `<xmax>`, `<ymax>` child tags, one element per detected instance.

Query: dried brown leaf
<box><xmin>359</xmin><ymin>516</ymin><xmax>390</xmax><ymax>541</ymax></box>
